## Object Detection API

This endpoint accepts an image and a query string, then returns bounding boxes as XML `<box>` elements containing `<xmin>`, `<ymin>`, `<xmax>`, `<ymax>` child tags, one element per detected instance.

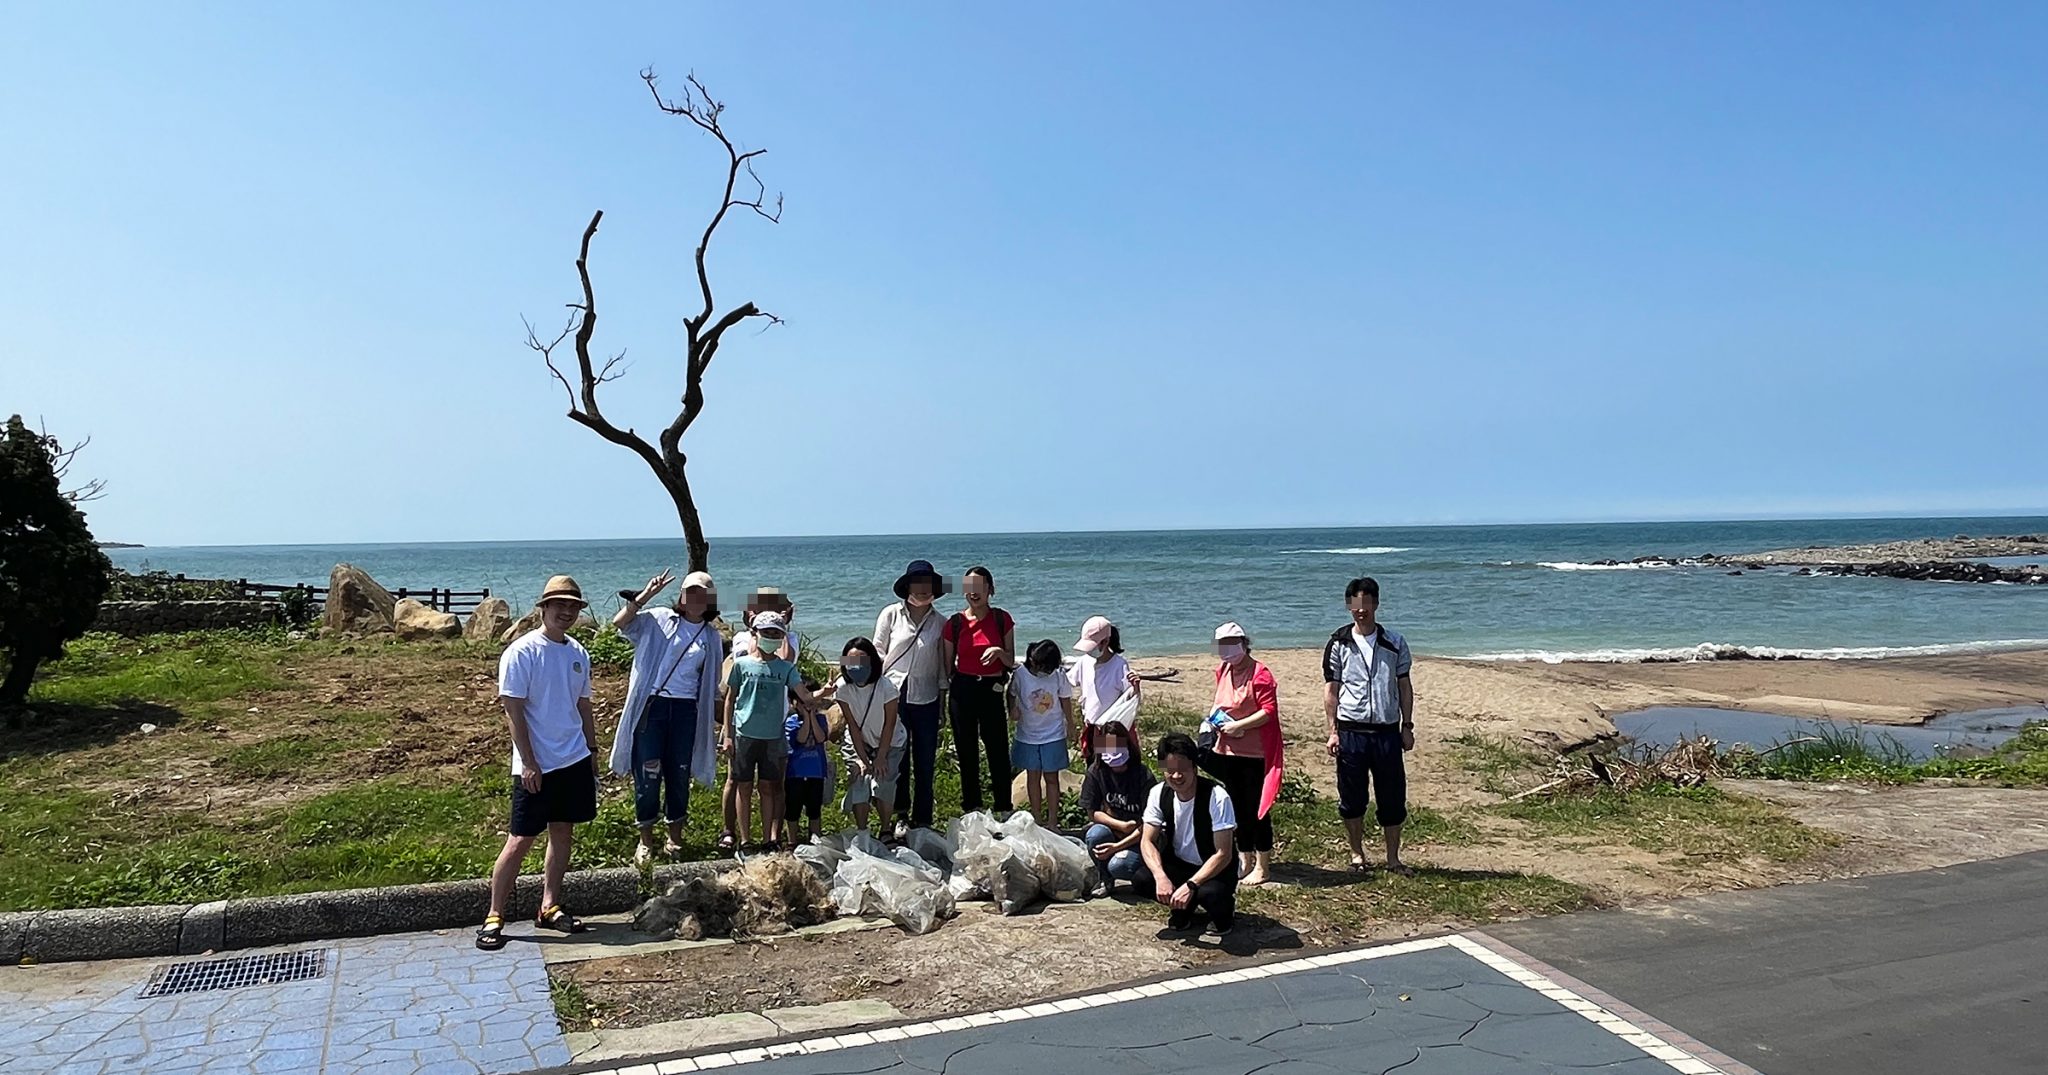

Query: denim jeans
<box><xmin>1084</xmin><ymin>823</ymin><xmax>1152</xmax><ymax>890</ymax></box>
<box><xmin>632</xmin><ymin>696</ymin><xmax>697</xmax><ymax>827</ymax></box>
<box><xmin>892</xmin><ymin>699</ymin><xmax>944</xmax><ymax>828</ymax></box>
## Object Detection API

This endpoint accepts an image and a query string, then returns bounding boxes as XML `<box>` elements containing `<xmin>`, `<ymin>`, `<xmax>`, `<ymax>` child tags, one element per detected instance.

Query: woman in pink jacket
<box><xmin>1198</xmin><ymin>621</ymin><xmax>1283</xmax><ymax>886</ymax></box>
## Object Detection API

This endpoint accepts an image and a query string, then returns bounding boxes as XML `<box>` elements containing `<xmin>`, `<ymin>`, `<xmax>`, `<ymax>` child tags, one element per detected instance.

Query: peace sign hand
<box><xmin>635</xmin><ymin>570</ymin><xmax>677</xmax><ymax>605</ymax></box>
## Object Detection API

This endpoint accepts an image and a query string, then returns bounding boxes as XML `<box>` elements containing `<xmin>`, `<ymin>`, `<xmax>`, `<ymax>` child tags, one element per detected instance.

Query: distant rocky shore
<box><xmin>1573</xmin><ymin>534</ymin><xmax>2048</xmax><ymax>586</ymax></box>
<box><xmin>1718</xmin><ymin>533</ymin><xmax>2048</xmax><ymax>565</ymax></box>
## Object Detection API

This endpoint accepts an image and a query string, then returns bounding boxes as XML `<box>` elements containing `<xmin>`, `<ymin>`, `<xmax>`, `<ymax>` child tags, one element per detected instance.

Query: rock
<box><xmin>393</xmin><ymin>599</ymin><xmax>461</xmax><ymax>641</ymax></box>
<box><xmin>323</xmin><ymin>563</ymin><xmax>395</xmax><ymax>635</ymax></box>
<box><xmin>501</xmin><ymin>607</ymin><xmax>543</xmax><ymax>644</ymax></box>
<box><xmin>464</xmin><ymin>597</ymin><xmax>513</xmax><ymax>642</ymax></box>
<box><xmin>1726</xmin><ymin>570</ymin><xmax>1743</xmax><ymax>576</ymax></box>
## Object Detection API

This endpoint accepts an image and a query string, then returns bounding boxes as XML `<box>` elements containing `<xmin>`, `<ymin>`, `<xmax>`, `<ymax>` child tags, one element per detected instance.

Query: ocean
<box><xmin>106</xmin><ymin>517</ymin><xmax>2048</xmax><ymax>660</ymax></box>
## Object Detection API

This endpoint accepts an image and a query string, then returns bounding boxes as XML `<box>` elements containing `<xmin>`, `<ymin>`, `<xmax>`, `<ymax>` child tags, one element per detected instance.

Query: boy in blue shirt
<box><xmin>722</xmin><ymin>612</ymin><xmax>820</xmax><ymax>852</ymax></box>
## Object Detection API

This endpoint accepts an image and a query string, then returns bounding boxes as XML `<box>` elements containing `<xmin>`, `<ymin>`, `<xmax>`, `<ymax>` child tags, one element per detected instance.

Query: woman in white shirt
<box><xmin>874</xmin><ymin>560</ymin><xmax>948</xmax><ymax>832</ymax></box>
<box><xmin>608</xmin><ymin>570</ymin><xmax>724</xmax><ymax>865</ymax></box>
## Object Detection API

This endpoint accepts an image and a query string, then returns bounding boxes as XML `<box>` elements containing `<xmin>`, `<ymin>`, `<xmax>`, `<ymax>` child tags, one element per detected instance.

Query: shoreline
<box><xmin>1136</xmin><ymin>646</ymin><xmax>2048</xmax><ymax>753</ymax></box>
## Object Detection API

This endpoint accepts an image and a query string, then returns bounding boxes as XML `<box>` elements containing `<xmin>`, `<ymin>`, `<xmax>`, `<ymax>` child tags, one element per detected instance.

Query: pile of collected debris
<box><xmin>631</xmin><ymin>812</ymin><xmax>1097</xmax><ymax>939</ymax></box>
<box><xmin>1510</xmin><ymin>736</ymin><xmax>1727</xmax><ymax>800</ymax></box>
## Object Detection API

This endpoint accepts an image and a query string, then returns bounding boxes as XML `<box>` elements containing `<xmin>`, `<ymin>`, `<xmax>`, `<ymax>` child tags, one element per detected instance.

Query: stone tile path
<box><xmin>0</xmin><ymin>929</ymin><xmax>568</xmax><ymax>1074</ymax></box>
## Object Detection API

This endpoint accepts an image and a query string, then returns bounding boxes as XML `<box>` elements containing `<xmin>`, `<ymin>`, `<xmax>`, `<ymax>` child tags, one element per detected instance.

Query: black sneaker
<box><xmin>1203</xmin><ymin>920</ymin><xmax>1235</xmax><ymax>939</ymax></box>
<box><xmin>1165</xmin><ymin>911</ymin><xmax>1195</xmax><ymax>934</ymax></box>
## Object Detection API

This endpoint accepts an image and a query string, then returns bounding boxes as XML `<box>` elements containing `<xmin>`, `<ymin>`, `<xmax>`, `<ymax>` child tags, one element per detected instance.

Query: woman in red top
<box><xmin>1199</xmin><ymin>621</ymin><xmax>1282</xmax><ymax>885</ymax></box>
<box><xmin>941</xmin><ymin>565</ymin><xmax>1017</xmax><ymax>815</ymax></box>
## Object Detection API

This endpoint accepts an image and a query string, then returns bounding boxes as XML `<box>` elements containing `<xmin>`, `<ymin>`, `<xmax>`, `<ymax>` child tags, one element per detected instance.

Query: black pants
<box><xmin>1161</xmin><ymin>853</ymin><xmax>1237</xmax><ymax>930</ymax></box>
<box><xmin>1198</xmin><ymin>750</ymin><xmax>1274</xmax><ymax>853</ymax></box>
<box><xmin>784</xmin><ymin>777</ymin><xmax>824</xmax><ymax>830</ymax></box>
<box><xmin>950</xmin><ymin>673</ymin><xmax>1013</xmax><ymax>813</ymax></box>
<box><xmin>1336</xmin><ymin>726</ymin><xmax>1408</xmax><ymax>826</ymax></box>
<box><xmin>892</xmin><ymin>699</ymin><xmax>944</xmax><ymax>828</ymax></box>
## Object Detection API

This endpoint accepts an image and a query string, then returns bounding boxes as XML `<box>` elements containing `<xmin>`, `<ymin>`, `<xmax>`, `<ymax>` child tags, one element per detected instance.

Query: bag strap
<box><xmin>650</xmin><ymin>616</ymin><xmax>713</xmax><ymax>699</ymax></box>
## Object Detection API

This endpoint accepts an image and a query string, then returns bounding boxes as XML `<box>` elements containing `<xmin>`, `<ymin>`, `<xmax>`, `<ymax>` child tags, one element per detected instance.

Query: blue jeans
<box><xmin>892</xmin><ymin>699</ymin><xmax>943</xmax><ymax>828</ymax></box>
<box><xmin>633</xmin><ymin>696</ymin><xmax>697</xmax><ymax>827</ymax></box>
<box><xmin>1084</xmin><ymin>823</ymin><xmax>1151</xmax><ymax>890</ymax></box>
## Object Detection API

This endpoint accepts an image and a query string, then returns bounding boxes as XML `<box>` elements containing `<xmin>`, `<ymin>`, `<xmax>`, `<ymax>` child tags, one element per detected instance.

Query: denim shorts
<box><xmin>1010</xmin><ymin>738</ymin><xmax>1070</xmax><ymax>773</ymax></box>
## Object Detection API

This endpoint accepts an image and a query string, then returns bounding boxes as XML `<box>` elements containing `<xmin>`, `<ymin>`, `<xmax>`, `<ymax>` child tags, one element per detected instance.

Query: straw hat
<box><xmin>537</xmin><ymin>575</ymin><xmax>587</xmax><ymax>608</ymax></box>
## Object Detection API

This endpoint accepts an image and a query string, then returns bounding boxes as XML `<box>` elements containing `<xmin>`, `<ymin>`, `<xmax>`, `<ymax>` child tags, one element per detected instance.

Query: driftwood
<box><xmin>1513</xmin><ymin>736</ymin><xmax>1727</xmax><ymax>799</ymax></box>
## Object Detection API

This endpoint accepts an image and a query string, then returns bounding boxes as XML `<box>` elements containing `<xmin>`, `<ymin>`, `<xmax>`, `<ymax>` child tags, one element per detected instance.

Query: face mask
<box><xmin>842</xmin><ymin>663</ymin><xmax>873</xmax><ymax>686</ymax></box>
<box><xmin>1098</xmin><ymin>747</ymin><xmax>1129</xmax><ymax>767</ymax></box>
<box><xmin>1218</xmin><ymin>642</ymin><xmax>1246</xmax><ymax>663</ymax></box>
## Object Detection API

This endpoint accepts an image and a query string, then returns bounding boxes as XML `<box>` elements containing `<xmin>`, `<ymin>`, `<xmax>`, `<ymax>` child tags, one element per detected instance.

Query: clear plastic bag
<box><xmin>830</xmin><ymin>847</ymin><xmax>958</xmax><ymax>935</ymax></box>
<box><xmin>905</xmin><ymin>827</ymin><xmax>955</xmax><ymax>874</ymax></box>
<box><xmin>998</xmin><ymin>813</ymin><xmax>1095</xmax><ymax>903</ymax></box>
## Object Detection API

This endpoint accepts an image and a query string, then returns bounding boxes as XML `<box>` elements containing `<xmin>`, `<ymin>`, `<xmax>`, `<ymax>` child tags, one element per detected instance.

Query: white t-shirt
<box><xmin>622</xmin><ymin>607</ymin><xmax>718</xmax><ymax>699</ymax></box>
<box><xmin>1010</xmin><ymin>666</ymin><xmax>1074</xmax><ymax>745</ymax></box>
<box><xmin>1144</xmin><ymin>783</ymin><xmax>1238</xmax><ymax>866</ymax></box>
<box><xmin>1070</xmin><ymin>653</ymin><xmax>1133</xmax><ymax>723</ymax></box>
<box><xmin>1351</xmin><ymin>628</ymin><xmax>1379</xmax><ymax>680</ymax></box>
<box><xmin>874</xmin><ymin>603</ymin><xmax>945</xmax><ymax>706</ymax></box>
<box><xmin>498</xmin><ymin>631</ymin><xmax>594</xmax><ymax>774</ymax></box>
<box><xmin>834</xmin><ymin>675</ymin><xmax>904</xmax><ymax>750</ymax></box>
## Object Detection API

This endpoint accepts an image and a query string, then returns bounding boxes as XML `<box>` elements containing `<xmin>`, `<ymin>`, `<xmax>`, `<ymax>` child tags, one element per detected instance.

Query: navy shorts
<box><xmin>509</xmin><ymin>757</ymin><xmax>598</xmax><ymax>837</ymax></box>
<box><xmin>1335</xmin><ymin>726</ymin><xmax>1408</xmax><ymax>827</ymax></box>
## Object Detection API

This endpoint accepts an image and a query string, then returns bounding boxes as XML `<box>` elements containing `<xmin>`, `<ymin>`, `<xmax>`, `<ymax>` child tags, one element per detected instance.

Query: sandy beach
<box><xmin>1136</xmin><ymin>645</ymin><xmax>2048</xmax><ymax>757</ymax></box>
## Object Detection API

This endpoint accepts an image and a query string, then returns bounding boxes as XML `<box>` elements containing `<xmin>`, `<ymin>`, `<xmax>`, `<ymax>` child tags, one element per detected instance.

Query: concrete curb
<box><xmin>4</xmin><ymin>861</ymin><xmax>732</xmax><ymax>965</ymax></box>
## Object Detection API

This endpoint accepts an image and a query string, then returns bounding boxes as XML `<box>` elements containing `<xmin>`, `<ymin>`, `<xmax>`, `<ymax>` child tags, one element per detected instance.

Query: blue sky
<box><xmin>5</xmin><ymin>3</ymin><xmax>2044</xmax><ymax>546</ymax></box>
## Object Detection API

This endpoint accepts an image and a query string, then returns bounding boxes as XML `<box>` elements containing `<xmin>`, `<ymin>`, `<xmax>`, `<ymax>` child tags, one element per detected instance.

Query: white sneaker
<box><xmin>893</xmin><ymin>818</ymin><xmax>910</xmax><ymax>841</ymax></box>
<box><xmin>633</xmin><ymin>842</ymin><xmax>653</xmax><ymax>867</ymax></box>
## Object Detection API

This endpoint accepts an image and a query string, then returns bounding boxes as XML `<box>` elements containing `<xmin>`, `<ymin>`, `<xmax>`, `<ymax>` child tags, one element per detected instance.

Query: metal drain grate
<box><xmin>141</xmin><ymin>949</ymin><xmax>332</xmax><ymax>998</ymax></box>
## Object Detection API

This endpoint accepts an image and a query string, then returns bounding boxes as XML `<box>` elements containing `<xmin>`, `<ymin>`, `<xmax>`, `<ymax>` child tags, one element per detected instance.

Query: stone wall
<box><xmin>93</xmin><ymin>600</ymin><xmax>284</xmax><ymax>636</ymax></box>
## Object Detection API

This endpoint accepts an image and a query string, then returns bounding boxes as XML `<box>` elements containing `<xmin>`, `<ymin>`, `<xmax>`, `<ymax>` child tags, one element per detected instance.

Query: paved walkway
<box><xmin>0</xmin><ymin>928</ymin><xmax>568</xmax><ymax>1074</ymax></box>
<box><xmin>1493</xmin><ymin>849</ymin><xmax>2048</xmax><ymax>1075</ymax></box>
<box><xmin>550</xmin><ymin>934</ymin><xmax>1742</xmax><ymax>1075</ymax></box>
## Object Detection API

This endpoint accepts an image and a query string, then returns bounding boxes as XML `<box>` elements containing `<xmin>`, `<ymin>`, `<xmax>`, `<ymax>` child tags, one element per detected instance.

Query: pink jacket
<box><xmin>1215</xmin><ymin>660</ymin><xmax>1285</xmax><ymax>818</ymax></box>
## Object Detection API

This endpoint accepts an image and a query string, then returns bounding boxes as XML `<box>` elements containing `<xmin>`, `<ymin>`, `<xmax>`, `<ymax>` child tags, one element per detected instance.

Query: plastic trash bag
<box><xmin>958</xmin><ymin>841</ymin><xmax>1040</xmax><ymax>915</ymax></box>
<box><xmin>946</xmin><ymin>812</ymin><xmax>1002</xmax><ymax>857</ymax></box>
<box><xmin>830</xmin><ymin>847</ymin><xmax>957</xmax><ymax>935</ymax></box>
<box><xmin>998</xmin><ymin>813</ymin><xmax>1094</xmax><ymax>903</ymax></box>
<box><xmin>889</xmin><ymin>845</ymin><xmax>944</xmax><ymax>884</ymax></box>
<box><xmin>794</xmin><ymin>839</ymin><xmax>848</xmax><ymax>881</ymax></box>
<box><xmin>905</xmin><ymin>827</ymin><xmax>955</xmax><ymax>874</ymax></box>
<box><xmin>1096</xmin><ymin>687</ymin><xmax>1140</xmax><ymax>733</ymax></box>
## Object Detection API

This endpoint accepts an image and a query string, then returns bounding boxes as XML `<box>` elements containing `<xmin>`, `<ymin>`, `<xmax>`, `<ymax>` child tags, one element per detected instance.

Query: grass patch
<box><xmin>1495</xmin><ymin>782</ymin><xmax>1835</xmax><ymax>863</ymax></box>
<box><xmin>551</xmin><ymin>976</ymin><xmax>608</xmax><ymax>1032</ymax></box>
<box><xmin>1448</xmin><ymin>732</ymin><xmax>1546</xmax><ymax>795</ymax></box>
<box><xmin>24</xmin><ymin>631</ymin><xmax>289</xmax><ymax>710</ymax></box>
<box><xmin>220</xmin><ymin>735</ymin><xmax>344</xmax><ymax>779</ymax></box>
<box><xmin>1725</xmin><ymin>720</ymin><xmax>2048</xmax><ymax>788</ymax></box>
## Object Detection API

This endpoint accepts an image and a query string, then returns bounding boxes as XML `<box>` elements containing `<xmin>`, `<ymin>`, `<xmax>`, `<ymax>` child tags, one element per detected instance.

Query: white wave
<box><xmin>1535</xmin><ymin>560</ymin><xmax>1677</xmax><ymax>572</ymax></box>
<box><xmin>1460</xmin><ymin>638</ymin><xmax>2048</xmax><ymax>664</ymax></box>
<box><xmin>1279</xmin><ymin>547</ymin><xmax>1414</xmax><ymax>556</ymax></box>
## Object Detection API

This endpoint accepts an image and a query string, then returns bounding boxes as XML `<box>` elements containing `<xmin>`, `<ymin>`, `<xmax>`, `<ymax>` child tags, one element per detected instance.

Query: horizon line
<box><xmin>105</xmin><ymin>508</ymin><xmax>2048</xmax><ymax>551</ymax></box>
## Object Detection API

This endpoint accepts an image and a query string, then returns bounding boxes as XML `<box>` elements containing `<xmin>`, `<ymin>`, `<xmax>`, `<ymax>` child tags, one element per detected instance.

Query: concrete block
<box><xmin>179</xmin><ymin>900</ymin><xmax>227</xmax><ymax>954</ymax></box>
<box><xmin>0</xmin><ymin>911</ymin><xmax>34</xmax><ymax>964</ymax></box>
<box><xmin>763</xmin><ymin>999</ymin><xmax>902</xmax><ymax>1036</ymax></box>
<box><xmin>23</xmin><ymin>904</ymin><xmax>187</xmax><ymax>962</ymax></box>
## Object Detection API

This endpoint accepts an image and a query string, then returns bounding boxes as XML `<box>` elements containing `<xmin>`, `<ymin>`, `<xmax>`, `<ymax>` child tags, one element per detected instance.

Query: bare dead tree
<box><xmin>525</xmin><ymin>69</ymin><xmax>783</xmax><ymax>572</ymax></box>
<box><xmin>42</xmin><ymin>422</ymin><xmax>106</xmax><ymax>504</ymax></box>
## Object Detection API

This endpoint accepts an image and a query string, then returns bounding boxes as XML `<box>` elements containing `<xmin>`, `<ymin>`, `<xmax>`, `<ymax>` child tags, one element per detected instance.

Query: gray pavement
<box><xmin>1491</xmin><ymin>850</ymin><xmax>2048</xmax><ymax>1075</ymax></box>
<box><xmin>556</xmin><ymin>936</ymin><xmax>1735</xmax><ymax>1074</ymax></box>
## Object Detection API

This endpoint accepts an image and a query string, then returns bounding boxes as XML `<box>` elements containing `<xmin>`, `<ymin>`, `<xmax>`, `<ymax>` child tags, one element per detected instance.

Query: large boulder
<box><xmin>464</xmin><ymin>596</ymin><xmax>513</xmax><ymax>642</ymax></box>
<box><xmin>500</xmin><ymin>607</ymin><xmax>543</xmax><ymax>644</ymax></box>
<box><xmin>323</xmin><ymin>563</ymin><xmax>395</xmax><ymax>634</ymax></box>
<box><xmin>393</xmin><ymin>598</ymin><xmax>461</xmax><ymax>641</ymax></box>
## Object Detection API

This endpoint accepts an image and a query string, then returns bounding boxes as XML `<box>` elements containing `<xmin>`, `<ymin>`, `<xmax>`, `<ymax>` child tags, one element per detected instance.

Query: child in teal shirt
<box><xmin>721</xmin><ymin>612</ymin><xmax>819</xmax><ymax>852</ymax></box>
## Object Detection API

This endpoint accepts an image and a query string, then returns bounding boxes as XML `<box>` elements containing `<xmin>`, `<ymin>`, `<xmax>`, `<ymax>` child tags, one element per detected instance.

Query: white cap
<box><xmin>1213</xmin><ymin>622</ymin><xmax>1250</xmax><ymax>643</ymax></box>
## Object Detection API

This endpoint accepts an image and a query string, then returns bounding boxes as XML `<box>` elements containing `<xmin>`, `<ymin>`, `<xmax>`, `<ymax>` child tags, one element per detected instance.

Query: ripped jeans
<box><xmin>633</xmin><ymin>696</ymin><xmax>697</xmax><ymax>827</ymax></box>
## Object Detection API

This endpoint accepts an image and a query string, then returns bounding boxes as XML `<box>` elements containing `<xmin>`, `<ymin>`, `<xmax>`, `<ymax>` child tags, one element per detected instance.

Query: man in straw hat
<box><xmin>476</xmin><ymin>575</ymin><xmax>600</xmax><ymax>950</ymax></box>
